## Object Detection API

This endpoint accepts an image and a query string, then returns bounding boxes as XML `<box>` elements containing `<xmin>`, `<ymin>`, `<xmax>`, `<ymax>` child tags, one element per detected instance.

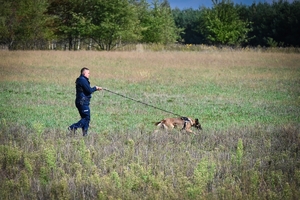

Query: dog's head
<box><xmin>193</xmin><ymin>118</ymin><xmax>202</xmax><ymax>130</ymax></box>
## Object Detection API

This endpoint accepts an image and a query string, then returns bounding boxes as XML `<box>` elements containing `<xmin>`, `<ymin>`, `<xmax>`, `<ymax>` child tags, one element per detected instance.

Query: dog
<box><xmin>155</xmin><ymin>116</ymin><xmax>202</xmax><ymax>134</ymax></box>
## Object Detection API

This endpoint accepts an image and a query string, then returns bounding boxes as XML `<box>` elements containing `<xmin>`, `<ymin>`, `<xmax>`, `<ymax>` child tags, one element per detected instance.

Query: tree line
<box><xmin>0</xmin><ymin>0</ymin><xmax>299</xmax><ymax>50</ymax></box>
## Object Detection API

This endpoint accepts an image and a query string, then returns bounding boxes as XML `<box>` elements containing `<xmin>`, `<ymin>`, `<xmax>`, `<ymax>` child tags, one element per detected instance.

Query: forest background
<box><xmin>0</xmin><ymin>0</ymin><xmax>300</xmax><ymax>50</ymax></box>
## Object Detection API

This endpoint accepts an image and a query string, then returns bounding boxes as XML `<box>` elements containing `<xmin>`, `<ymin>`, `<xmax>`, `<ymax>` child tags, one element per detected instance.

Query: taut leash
<box><xmin>102</xmin><ymin>88</ymin><xmax>182</xmax><ymax>117</ymax></box>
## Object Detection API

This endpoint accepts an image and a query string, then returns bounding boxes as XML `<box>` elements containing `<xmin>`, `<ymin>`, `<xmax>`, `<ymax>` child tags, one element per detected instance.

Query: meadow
<box><xmin>0</xmin><ymin>50</ymin><xmax>300</xmax><ymax>199</ymax></box>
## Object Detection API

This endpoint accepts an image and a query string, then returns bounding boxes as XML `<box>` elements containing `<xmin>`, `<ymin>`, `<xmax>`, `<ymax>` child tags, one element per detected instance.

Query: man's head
<box><xmin>81</xmin><ymin>67</ymin><xmax>90</xmax><ymax>78</ymax></box>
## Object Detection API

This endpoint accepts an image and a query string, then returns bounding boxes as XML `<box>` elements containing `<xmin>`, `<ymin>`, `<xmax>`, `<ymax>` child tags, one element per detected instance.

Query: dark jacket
<box><xmin>75</xmin><ymin>75</ymin><xmax>97</xmax><ymax>102</ymax></box>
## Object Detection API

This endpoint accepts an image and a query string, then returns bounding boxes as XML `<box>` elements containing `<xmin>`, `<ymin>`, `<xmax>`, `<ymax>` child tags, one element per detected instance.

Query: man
<box><xmin>68</xmin><ymin>67</ymin><xmax>102</xmax><ymax>136</ymax></box>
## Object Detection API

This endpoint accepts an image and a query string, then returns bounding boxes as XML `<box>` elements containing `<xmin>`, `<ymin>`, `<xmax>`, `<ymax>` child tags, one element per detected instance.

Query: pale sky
<box><xmin>165</xmin><ymin>0</ymin><xmax>295</xmax><ymax>9</ymax></box>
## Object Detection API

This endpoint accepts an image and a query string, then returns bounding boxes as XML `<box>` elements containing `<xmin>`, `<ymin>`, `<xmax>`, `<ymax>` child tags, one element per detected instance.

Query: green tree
<box><xmin>88</xmin><ymin>0</ymin><xmax>140</xmax><ymax>51</ymax></box>
<box><xmin>0</xmin><ymin>0</ymin><xmax>52</xmax><ymax>50</ymax></box>
<box><xmin>287</xmin><ymin>0</ymin><xmax>300</xmax><ymax>46</ymax></box>
<box><xmin>172</xmin><ymin>8</ymin><xmax>204</xmax><ymax>44</ymax></box>
<box><xmin>246</xmin><ymin>0</ymin><xmax>300</xmax><ymax>47</ymax></box>
<box><xmin>140</xmin><ymin>0</ymin><xmax>179</xmax><ymax>44</ymax></box>
<box><xmin>47</xmin><ymin>0</ymin><xmax>89</xmax><ymax>50</ymax></box>
<box><xmin>199</xmin><ymin>0</ymin><xmax>251</xmax><ymax>46</ymax></box>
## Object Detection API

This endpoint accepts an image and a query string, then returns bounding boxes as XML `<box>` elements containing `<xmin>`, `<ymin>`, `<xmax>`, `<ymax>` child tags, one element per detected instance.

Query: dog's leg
<box><xmin>182</xmin><ymin>121</ymin><xmax>187</xmax><ymax>130</ymax></box>
<box><xmin>162</xmin><ymin>123</ymin><xmax>169</xmax><ymax>130</ymax></box>
<box><xmin>157</xmin><ymin>122</ymin><xmax>168</xmax><ymax>130</ymax></box>
<box><xmin>185</xmin><ymin>124</ymin><xmax>198</xmax><ymax>135</ymax></box>
<box><xmin>156</xmin><ymin>122</ymin><xmax>163</xmax><ymax>129</ymax></box>
<box><xmin>187</xmin><ymin>129</ymin><xmax>198</xmax><ymax>135</ymax></box>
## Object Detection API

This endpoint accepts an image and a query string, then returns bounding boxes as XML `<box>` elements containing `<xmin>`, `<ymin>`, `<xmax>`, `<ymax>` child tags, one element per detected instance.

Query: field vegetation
<box><xmin>0</xmin><ymin>49</ymin><xmax>299</xmax><ymax>199</ymax></box>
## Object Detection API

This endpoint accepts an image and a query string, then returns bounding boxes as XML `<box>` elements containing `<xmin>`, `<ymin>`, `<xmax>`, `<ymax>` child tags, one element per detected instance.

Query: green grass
<box><xmin>0</xmin><ymin>65</ymin><xmax>298</xmax><ymax>132</ymax></box>
<box><xmin>0</xmin><ymin>50</ymin><xmax>299</xmax><ymax>199</ymax></box>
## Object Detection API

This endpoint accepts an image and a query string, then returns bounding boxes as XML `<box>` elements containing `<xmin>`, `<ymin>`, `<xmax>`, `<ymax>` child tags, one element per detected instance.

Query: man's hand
<box><xmin>96</xmin><ymin>86</ymin><xmax>102</xmax><ymax>91</ymax></box>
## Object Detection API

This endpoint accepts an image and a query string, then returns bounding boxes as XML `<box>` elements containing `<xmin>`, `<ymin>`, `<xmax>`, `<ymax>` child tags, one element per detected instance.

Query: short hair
<box><xmin>81</xmin><ymin>67</ymin><xmax>89</xmax><ymax>74</ymax></box>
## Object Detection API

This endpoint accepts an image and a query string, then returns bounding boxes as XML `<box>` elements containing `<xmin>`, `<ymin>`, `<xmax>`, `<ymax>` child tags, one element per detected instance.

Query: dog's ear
<box><xmin>195</xmin><ymin>118</ymin><xmax>202</xmax><ymax>130</ymax></box>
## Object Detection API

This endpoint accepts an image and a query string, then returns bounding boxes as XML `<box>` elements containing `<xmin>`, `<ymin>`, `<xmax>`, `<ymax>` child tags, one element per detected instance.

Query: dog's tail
<box><xmin>154</xmin><ymin>121</ymin><xmax>161</xmax><ymax>126</ymax></box>
<box><xmin>155</xmin><ymin>119</ymin><xmax>167</xmax><ymax>126</ymax></box>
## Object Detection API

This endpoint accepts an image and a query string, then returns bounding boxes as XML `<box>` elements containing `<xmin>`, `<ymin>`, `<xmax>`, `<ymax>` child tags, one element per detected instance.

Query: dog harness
<box><xmin>181</xmin><ymin>117</ymin><xmax>193</xmax><ymax>130</ymax></box>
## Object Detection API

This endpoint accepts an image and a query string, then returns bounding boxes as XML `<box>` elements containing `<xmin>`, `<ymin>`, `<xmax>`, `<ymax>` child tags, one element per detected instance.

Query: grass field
<box><xmin>1</xmin><ymin>50</ymin><xmax>299</xmax><ymax>131</ymax></box>
<box><xmin>0</xmin><ymin>50</ymin><xmax>300</xmax><ymax>199</ymax></box>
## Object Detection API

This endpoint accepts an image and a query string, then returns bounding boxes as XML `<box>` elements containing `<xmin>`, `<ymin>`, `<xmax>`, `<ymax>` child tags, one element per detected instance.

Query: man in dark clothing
<box><xmin>68</xmin><ymin>67</ymin><xmax>102</xmax><ymax>136</ymax></box>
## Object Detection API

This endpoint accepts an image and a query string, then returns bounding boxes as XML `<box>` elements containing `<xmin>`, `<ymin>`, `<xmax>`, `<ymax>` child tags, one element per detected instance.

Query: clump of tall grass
<box><xmin>1</xmin><ymin>120</ymin><xmax>299</xmax><ymax>199</ymax></box>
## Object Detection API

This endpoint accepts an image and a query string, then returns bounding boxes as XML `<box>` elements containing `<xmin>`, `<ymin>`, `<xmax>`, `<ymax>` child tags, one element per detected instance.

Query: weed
<box><xmin>32</xmin><ymin>121</ymin><xmax>45</xmax><ymax>137</ymax></box>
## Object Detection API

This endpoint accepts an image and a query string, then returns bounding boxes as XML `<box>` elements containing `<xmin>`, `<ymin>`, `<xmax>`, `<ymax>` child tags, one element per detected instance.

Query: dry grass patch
<box><xmin>1</xmin><ymin>51</ymin><xmax>299</xmax><ymax>84</ymax></box>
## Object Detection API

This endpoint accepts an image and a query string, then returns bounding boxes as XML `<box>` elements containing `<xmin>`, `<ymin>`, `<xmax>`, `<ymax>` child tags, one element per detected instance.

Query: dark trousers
<box><xmin>70</xmin><ymin>100</ymin><xmax>91</xmax><ymax>131</ymax></box>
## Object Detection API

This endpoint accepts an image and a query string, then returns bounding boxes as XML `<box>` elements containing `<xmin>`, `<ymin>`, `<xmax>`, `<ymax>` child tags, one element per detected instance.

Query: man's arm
<box><xmin>80</xmin><ymin>78</ymin><xmax>97</xmax><ymax>95</ymax></box>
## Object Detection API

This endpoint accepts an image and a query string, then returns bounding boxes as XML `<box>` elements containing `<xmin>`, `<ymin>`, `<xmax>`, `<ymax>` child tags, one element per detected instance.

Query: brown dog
<box><xmin>155</xmin><ymin>117</ymin><xmax>202</xmax><ymax>134</ymax></box>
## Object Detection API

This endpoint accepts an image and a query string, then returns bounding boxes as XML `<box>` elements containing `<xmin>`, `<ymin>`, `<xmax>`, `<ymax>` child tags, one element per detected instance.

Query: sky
<box><xmin>166</xmin><ymin>0</ymin><xmax>295</xmax><ymax>9</ymax></box>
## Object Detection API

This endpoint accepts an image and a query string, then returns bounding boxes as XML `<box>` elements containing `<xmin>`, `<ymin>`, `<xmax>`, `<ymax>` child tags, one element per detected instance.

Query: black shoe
<box><xmin>83</xmin><ymin>130</ymin><xmax>88</xmax><ymax>136</ymax></box>
<box><xmin>68</xmin><ymin>127</ymin><xmax>76</xmax><ymax>134</ymax></box>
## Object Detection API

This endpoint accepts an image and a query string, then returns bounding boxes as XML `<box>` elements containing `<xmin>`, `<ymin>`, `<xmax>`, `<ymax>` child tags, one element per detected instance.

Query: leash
<box><xmin>102</xmin><ymin>88</ymin><xmax>182</xmax><ymax>117</ymax></box>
